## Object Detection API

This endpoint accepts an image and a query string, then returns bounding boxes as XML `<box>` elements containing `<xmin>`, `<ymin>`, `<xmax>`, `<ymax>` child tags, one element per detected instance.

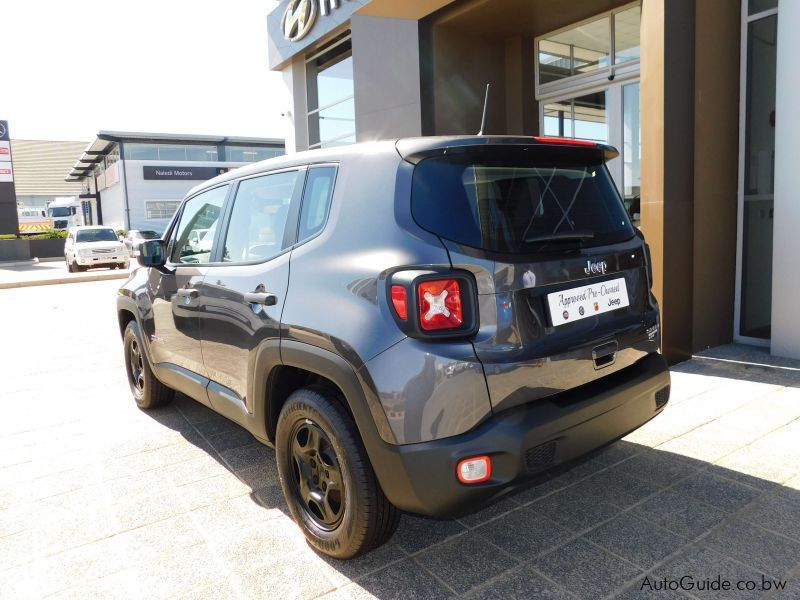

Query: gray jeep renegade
<box><xmin>117</xmin><ymin>136</ymin><xmax>670</xmax><ymax>558</ymax></box>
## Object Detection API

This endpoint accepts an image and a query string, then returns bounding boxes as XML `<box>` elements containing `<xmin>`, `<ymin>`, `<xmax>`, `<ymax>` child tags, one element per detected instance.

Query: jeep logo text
<box><xmin>584</xmin><ymin>260</ymin><xmax>608</xmax><ymax>275</ymax></box>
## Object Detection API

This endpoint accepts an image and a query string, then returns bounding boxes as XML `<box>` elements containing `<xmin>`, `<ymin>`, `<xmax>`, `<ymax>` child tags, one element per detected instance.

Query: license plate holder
<box><xmin>547</xmin><ymin>277</ymin><xmax>630</xmax><ymax>326</ymax></box>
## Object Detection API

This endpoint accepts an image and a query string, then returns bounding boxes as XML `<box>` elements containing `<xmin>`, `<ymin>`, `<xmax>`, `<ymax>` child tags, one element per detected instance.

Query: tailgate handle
<box><xmin>592</xmin><ymin>341</ymin><xmax>618</xmax><ymax>370</ymax></box>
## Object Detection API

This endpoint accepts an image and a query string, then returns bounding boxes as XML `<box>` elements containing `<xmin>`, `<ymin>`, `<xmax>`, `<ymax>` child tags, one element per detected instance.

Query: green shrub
<box><xmin>0</xmin><ymin>234</ymin><xmax>17</xmax><ymax>240</ymax></box>
<box><xmin>28</xmin><ymin>229</ymin><xmax>68</xmax><ymax>239</ymax></box>
<box><xmin>116</xmin><ymin>229</ymin><xmax>127</xmax><ymax>237</ymax></box>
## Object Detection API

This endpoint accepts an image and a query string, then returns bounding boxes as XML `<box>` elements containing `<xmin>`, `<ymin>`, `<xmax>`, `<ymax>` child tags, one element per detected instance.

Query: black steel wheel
<box><xmin>276</xmin><ymin>387</ymin><xmax>399</xmax><ymax>559</ymax></box>
<box><xmin>288</xmin><ymin>419</ymin><xmax>345</xmax><ymax>530</ymax></box>
<box><xmin>122</xmin><ymin>320</ymin><xmax>174</xmax><ymax>409</ymax></box>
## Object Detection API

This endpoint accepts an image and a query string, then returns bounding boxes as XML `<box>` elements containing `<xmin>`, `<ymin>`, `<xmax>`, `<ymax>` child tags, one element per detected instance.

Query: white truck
<box><xmin>47</xmin><ymin>197</ymin><xmax>84</xmax><ymax>230</ymax></box>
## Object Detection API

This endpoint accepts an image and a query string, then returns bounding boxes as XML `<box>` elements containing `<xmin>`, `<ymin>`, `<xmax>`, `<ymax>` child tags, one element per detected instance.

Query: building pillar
<box><xmin>351</xmin><ymin>15</ymin><xmax>423</xmax><ymax>141</ymax></box>
<box><xmin>771</xmin><ymin>0</ymin><xmax>800</xmax><ymax>358</ymax></box>
<box><xmin>640</xmin><ymin>0</ymin><xmax>696</xmax><ymax>363</ymax></box>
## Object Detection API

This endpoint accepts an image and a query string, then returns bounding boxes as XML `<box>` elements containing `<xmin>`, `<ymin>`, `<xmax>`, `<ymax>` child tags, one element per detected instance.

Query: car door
<box><xmin>198</xmin><ymin>167</ymin><xmax>310</xmax><ymax>411</ymax></box>
<box><xmin>148</xmin><ymin>183</ymin><xmax>229</xmax><ymax>381</ymax></box>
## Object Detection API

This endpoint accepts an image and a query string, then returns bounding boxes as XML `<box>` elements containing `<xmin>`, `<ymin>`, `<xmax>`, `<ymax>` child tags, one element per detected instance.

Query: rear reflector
<box><xmin>533</xmin><ymin>135</ymin><xmax>597</xmax><ymax>147</ymax></box>
<box><xmin>417</xmin><ymin>279</ymin><xmax>463</xmax><ymax>331</ymax></box>
<box><xmin>390</xmin><ymin>285</ymin><xmax>408</xmax><ymax>320</ymax></box>
<box><xmin>457</xmin><ymin>456</ymin><xmax>492</xmax><ymax>484</ymax></box>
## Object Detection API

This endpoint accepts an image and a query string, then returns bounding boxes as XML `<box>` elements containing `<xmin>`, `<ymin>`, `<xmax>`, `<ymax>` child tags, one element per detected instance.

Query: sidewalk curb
<box><xmin>0</xmin><ymin>257</ymin><xmax>64</xmax><ymax>267</ymax></box>
<box><xmin>0</xmin><ymin>271</ymin><xmax>130</xmax><ymax>289</ymax></box>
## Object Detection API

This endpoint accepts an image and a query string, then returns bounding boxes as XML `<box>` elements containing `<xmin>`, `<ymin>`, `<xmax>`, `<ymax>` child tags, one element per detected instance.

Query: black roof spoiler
<box><xmin>395</xmin><ymin>135</ymin><xmax>619</xmax><ymax>164</ymax></box>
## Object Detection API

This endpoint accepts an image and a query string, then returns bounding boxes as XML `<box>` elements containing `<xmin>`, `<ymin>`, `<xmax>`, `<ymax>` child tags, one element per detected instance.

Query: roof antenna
<box><xmin>477</xmin><ymin>83</ymin><xmax>491</xmax><ymax>136</ymax></box>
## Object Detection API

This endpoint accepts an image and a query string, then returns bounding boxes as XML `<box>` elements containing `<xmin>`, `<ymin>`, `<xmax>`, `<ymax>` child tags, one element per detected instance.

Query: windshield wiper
<box><xmin>524</xmin><ymin>230</ymin><xmax>595</xmax><ymax>243</ymax></box>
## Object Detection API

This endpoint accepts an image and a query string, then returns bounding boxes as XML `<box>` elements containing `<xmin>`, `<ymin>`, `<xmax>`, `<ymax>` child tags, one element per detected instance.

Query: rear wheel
<box><xmin>123</xmin><ymin>320</ymin><xmax>173</xmax><ymax>409</ymax></box>
<box><xmin>276</xmin><ymin>387</ymin><xmax>399</xmax><ymax>559</ymax></box>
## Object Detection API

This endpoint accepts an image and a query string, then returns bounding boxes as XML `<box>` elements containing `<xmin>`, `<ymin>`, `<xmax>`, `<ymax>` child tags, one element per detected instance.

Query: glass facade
<box><xmin>145</xmin><ymin>200</ymin><xmax>181</xmax><ymax>220</ymax></box>
<box><xmin>739</xmin><ymin>13</ymin><xmax>778</xmax><ymax>340</ymax></box>
<box><xmin>538</xmin><ymin>4</ymin><xmax>640</xmax><ymax>87</ymax></box>
<box><xmin>125</xmin><ymin>143</ymin><xmax>219</xmax><ymax>161</ymax></box>
<box><xmin>307</xmin><ymin>39</ymin><xmax>356</xmax><ymax>149</ymax></box>
<box><xmin>543</xmin><ymin>91</ymin><xmax>608</xmax><ymax>142</ymax></box>
<box><xmin>224</xmin><ymin>146</ymin><xmax>283</xmax><ymax>162</ymax></box>
<box><xmin>622</xmin><ymin>82</ymin><xmax>641</xmax><ymax>224</ymax></box>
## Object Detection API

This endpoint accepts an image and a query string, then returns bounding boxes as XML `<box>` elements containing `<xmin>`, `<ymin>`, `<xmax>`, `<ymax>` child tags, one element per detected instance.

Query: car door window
<box><xmin>169</xmin><ymin>185</ymin><xmax>228</xmax><ymax>264</ymax></box>
<box><xmin>297</xmin><ymin>166</ymin><xmax>337</xmax><ymax>242</ymax></box>
<box><xmin>222</xmin><ymin>171</ymin><xmax>302</xmax><ymax>263</ymax></box>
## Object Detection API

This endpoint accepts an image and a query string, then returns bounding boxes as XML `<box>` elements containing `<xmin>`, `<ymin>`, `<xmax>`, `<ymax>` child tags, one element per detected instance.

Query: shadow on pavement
<box><xmin>140</xmin><ymin>373</ymin><xmax>800</xmax><ymax>599</ymax></box>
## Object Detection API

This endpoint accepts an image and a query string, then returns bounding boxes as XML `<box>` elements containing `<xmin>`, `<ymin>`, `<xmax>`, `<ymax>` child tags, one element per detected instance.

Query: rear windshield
<box><xmin>411</xmin><ymin>146</ymin><xmax>634</xmax><ymax>253</ymax></box>
<box><xmin>76</xmin><ymin>229</ymin><xmax>118</xmax><ymax>243</ymax></box>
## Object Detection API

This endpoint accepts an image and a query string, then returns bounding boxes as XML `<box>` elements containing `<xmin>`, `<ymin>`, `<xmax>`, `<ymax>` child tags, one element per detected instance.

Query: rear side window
<box><xmin>222</xmin><ymin>170</ymin><xmax>302</xmax><ymax>263</ymax></box>
<box><xmin>411</xmin><ymin>146</ymin><xmax>634</xmax><ymax>253</ymax></box>
<box><xmin>297</xmin><ymin>166</ymin><xmax>336</xmax><ymax>242</ymax></box>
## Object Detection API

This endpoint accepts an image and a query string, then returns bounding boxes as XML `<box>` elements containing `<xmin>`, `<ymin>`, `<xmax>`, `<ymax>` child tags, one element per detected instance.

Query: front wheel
<box><xmin>123</xmin><ymin>320</ymin><xmax>173</xmax><ymax>409</ymax></box>
<box><xmin>276</xmin><ymin>387</ymin><xmax>399</xmax><ymax>559</ymax></box>
<box><xmin>66</xmin><ymin>258</ymin><xmax>74</xmax><ymax>273</ymax></box>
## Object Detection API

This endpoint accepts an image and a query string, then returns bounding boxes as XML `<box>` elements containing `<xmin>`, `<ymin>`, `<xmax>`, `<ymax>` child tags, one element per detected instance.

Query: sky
<box><xmin>3</xmin><ymin>0</ymin><xmax>288</xmax><ymax>143</ymax></box>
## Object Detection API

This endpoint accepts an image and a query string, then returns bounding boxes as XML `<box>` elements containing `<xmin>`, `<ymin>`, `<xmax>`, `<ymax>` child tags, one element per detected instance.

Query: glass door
<box><xmin>735</xmin><ymin>4</ymin><xmax>778</xmax><ymax>343</ymax></box>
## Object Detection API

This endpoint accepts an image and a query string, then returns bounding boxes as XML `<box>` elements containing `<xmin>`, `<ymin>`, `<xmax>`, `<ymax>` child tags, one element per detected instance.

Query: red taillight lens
<box><xmin>391</xmin><ymin>285</ymin><xmax>408</xmax><ymax>320</ymax></box>
<box><xmin>417</xmin><ymin>279</ymin><xmax>463</xmax><ymax>331</ymax></box>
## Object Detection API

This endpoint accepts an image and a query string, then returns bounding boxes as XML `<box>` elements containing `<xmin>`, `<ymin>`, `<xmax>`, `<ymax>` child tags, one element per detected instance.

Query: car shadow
<box><xmin>142</xmin><ymin>377</ymin><xmax>800</xmax><ymax>599</ymax></box>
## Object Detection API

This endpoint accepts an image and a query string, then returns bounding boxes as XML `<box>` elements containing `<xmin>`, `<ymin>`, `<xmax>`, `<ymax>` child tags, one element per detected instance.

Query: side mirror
<box><xmin>138</xmin><ymin>239</ymin><xmax>166</xmax><ymax>267</ymax></box>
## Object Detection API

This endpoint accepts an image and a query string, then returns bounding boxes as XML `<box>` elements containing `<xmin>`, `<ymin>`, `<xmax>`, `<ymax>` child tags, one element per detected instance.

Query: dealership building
<box><xmin>266</xmin><ymin>0</ymin><xmax>795</xmax><ymax>362</ymax></box>
<box><xmin>65</xmin><ymin>132</ymin><xmax>284</xmax><ymax>234</ymax></box>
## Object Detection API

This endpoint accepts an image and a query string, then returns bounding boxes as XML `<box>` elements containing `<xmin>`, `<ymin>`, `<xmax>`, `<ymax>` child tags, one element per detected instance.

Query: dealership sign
<box><xmin>0</xmin><ymin>164</ymin><xmax>12</xmax><ymax>183</ymax></box>
<box><xmin>143</xmin><ymin>166</ymin><xmax>228</xmax><ymax>181</ymax></box>
<box><xmin>282</xmin><ymin>0</ymin><xmax>350</xmax><ymax>41</ymax></box>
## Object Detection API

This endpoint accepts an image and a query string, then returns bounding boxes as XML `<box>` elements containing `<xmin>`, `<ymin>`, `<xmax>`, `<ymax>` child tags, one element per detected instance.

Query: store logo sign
<box><xmin>0</xmin><ymin>123</ymin><xmax>6</xmax><ymax>139</ymax></box>
<box><xmin>282</xmin><ymin>0</ymin><xmax>348</xmax><ymax>42</ymax></box>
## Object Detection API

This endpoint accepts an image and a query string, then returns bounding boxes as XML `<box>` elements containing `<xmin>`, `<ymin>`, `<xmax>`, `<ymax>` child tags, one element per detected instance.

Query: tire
<box><xmin>123</xmin><ymin>320</ymin><xmax>174</xmax><ymax>409</ymax></box>
<box><xmin>276</xmin><ymin>387</ymin><xmax>400</xmax><ymax>559</ymax></box>
<box><xmin>66</xmin><ymin>258</ymin><xmax>74</xmax><ymax>273</ymax></box>
<box><xmin>71</xmin><ymin>260</ymin><xmax>83</xmax><ymax>273</ymax></box>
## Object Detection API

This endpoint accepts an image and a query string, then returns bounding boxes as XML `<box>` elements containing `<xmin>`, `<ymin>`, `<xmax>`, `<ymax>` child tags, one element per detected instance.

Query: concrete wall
<box><xmin>771</xmin><ymin>0</ymin><xmax>800</xmax><ymax>358</ymax></box>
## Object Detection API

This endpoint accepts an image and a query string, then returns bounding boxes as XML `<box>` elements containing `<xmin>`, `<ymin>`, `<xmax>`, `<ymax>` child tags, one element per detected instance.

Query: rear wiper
<box><xmin>524</xmin><ymin>231</ymin><xmax>595</xmax><ymax>243</ymax></box>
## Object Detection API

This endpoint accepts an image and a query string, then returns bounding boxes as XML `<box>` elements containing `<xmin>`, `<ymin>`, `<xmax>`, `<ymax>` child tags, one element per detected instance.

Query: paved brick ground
<box><xmin>1</xmin><ymin>279</ymin><xmax>799</xmax><ymax>599</ymax></box>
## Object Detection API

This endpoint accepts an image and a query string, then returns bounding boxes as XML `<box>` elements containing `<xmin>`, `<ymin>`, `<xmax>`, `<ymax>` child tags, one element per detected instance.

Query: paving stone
<box><xmin>466</xmin><ymin>565</ymin><xmax>573</xmax><ymax>599</ymax></box>
<box><xmin>393</xmin><ymin>515</ymin><xmax>467</xmax><ymax>555</ymax></box>
<box><xmin>611</xmin><ymin>449</ymin><xmax>702</xmax><ymax>488</ymax></box>
<box><xmin>577</xmin><ymin>468</ymin><xmax>663</xmax><ymax>509</ymax></box>
<box><xmin>456</xmin><ymin>495</ymin><xmax>520</xmax><ymax>528</ymax></box>
<box><xmin>654</xmin><ymin>545</ymin><xmax>768</xmax><ymax>600</ymax></box>
<box><xmin>529</xmin><ymin>485</ymin><xmax>622</xmax><ymax>532</ymax></box>
<box><xmin>352</xmin><ymin>558</ymin><xmax>454</xmax><ymax>599</ymax></box>
<box><xmin>704</xmin><ymin>520</ymin><xmax>800</xmax><ymax>579</ymax></box>
<box><xmin>632</xmin><ymin>488</ymin><xmax>728</xmax><ymax>539</ymax></box>
<box><xmin>741</xmin><ymin>493</ymin><xmax>800</xmax><ymax>542</ymax></box>
<box><xmin>533</xmin><ymin>538</ymin><xmax>643</xmax><ymax>599</ymax></box>
<box><xmin>218</xmin><ymin>442</ymin><xmax>274</xmax><ymax>471</ymax></box>
<box><xmin>473</xmin><ymin>507</ymin><xmax>573</xmax><ymax>558</ymax></box>
<box><xmin>672</xmin><ymin>471</ymin><xmax>764</xmax><ymax>513</ymax></box>
<box><xmin>415</xmin><ymin>532</ymin><xmax>518</xmax><ymax>594</ymax></box>
<box><xmin>585</xmin><ymin>513</ymin><xmax>688</xmax><ymax>569</ymax></box>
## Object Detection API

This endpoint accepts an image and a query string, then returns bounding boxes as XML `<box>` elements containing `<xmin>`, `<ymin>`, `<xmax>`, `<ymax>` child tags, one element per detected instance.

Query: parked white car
<box><xmin>65</xmin><ymin>226</ymin><xmax>129</xmax><ymax>272</ymax></box>
<box><xmin>123</xmin><ymin>230</ymin><xmax>160</xmax><ymax>257</ymax></box>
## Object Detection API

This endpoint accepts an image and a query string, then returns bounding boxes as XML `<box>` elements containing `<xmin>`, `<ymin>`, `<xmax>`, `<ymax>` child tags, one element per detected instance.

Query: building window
<box><xmin>537</xmin><ymin>3</ymin><xmax>640</xmax><ymax>92</ymax></box>
<box><xmin>125</xmin><ymin>143</ymin><xmax>219</xmax><ymax>162</ymax></box>
<box><xmin>145</xmin><ymin>200</ymin><xmax>181</xmax><ymax>220</ymax></box>
<box><xmin>536</xmin><ymin>3</ymin><xmax>641</xmax><ymax>206</ymax></box>
<box><xmin>224</xmin><ymin>146</ymin><xmax>284</xmax><ymax>162</ymax></box>
<box><xmin>307</xmin><ymin>35</ymin><xmax>356</xmax><ymax>149</ymax></box>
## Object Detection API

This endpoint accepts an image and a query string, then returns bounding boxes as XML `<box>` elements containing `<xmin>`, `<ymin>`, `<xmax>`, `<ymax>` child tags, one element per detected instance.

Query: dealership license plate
<box><xmin>547</xmin><ymin>277</ymin><xmax>630</xmax><ymax>326</ymax></box>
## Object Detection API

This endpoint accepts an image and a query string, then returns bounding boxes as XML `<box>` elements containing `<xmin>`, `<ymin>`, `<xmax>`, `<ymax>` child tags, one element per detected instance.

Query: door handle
<box><xmin>176</xmin><ymin>288</ymin><xmax>199</xmax><ymax>299</ymax></box>
<box><xmin>244</xmin><ymin>292</ymin><xmax>278</xmax><ymax>306</ymax></box>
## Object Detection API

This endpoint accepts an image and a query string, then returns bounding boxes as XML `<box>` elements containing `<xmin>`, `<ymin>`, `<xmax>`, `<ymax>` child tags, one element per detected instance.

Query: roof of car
<box><xmin>186</xmin><ymin>135</ymin><xmax>619</xmax><ymax>198</ymax></box>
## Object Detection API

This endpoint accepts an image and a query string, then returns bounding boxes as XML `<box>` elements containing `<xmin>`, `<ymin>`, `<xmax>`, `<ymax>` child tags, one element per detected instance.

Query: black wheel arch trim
<box><xmin>253</xmin><ymin>340</ymin><xmax>426</xmax><ymax>511</ymax></box>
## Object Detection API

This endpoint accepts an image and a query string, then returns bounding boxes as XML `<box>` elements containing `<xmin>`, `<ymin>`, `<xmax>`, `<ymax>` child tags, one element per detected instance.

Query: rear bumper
<box><xmin>374</xmin><ymin>352</ymin><xmax>670</xmax><ymax>517</ymax></box>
